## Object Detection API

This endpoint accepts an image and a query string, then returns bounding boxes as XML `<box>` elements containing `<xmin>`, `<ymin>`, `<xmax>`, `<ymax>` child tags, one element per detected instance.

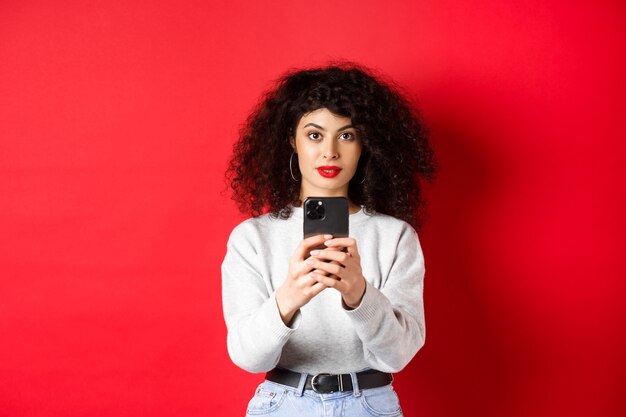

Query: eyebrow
<box><xmin>303</xmin><ymin>123</ymin><xmax>355</xmax><ymax>132</ymax></box>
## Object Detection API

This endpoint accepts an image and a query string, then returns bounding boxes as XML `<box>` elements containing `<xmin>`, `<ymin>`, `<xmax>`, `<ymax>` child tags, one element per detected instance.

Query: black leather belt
<box><xmin>265</xmin><ymin>368</ymin><xmax>393</xmax><ymax>394</ymax></box>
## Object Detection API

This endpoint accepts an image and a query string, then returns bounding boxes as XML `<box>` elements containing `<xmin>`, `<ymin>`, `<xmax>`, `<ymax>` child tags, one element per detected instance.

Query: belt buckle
<box><xmin>311</xmin><ymin>373</ymin><xmax>343</xmax><ymax>393</ymax></box>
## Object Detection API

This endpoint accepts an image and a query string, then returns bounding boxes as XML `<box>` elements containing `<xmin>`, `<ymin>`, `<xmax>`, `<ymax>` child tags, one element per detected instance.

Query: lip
<box><xmin>317</xmin><ymin>166</ymin><xmax>342</xmax><ymax>178</ymax></box>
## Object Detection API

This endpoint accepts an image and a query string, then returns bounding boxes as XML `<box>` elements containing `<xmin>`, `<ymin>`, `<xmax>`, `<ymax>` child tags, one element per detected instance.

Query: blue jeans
<box><xmin>244</xmin><ymin>371</ymin><xmax>404</xmax><ymax>417</ymax></box>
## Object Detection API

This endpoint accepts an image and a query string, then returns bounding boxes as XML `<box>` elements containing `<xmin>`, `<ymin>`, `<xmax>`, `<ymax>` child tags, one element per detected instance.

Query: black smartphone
<box><xmin>303</xmin><ymin>197</ymin><xmax>349</xmax><ymax>253</ymax></box>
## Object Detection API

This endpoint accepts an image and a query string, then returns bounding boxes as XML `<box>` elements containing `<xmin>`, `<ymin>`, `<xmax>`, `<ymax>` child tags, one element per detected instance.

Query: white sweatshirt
<box><xmin>221</xmin><ymin>205</ymin><xmax>426</xmax><ymax>375</ymax></box>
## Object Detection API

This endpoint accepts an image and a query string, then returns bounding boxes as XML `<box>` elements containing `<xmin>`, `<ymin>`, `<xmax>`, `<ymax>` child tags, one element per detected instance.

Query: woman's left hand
<box><xmin>305</xmin><ymin>237</ymin><xmax>366</xmax><ymax>309</ymax></box>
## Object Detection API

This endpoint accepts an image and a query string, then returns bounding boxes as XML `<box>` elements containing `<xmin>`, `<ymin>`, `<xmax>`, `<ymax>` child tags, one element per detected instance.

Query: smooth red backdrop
<box><xmin>1</xmin><ymin>1</ymin><xmax>624</xmax><ymax>416</ymax></box>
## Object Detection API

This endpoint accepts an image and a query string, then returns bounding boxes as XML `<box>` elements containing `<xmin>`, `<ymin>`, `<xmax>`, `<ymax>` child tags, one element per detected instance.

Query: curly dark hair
<box><xmin>225</xmin><ymin>61</ymin><xmax>437</xmax><ymax>230</ymax></box>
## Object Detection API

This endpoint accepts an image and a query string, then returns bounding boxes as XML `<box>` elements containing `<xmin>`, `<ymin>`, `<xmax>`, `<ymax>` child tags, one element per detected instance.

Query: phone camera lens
<box><xmin>305</xmin><ymin>200</ymin><xmax>325</xmax><ymax>220</ymax></box>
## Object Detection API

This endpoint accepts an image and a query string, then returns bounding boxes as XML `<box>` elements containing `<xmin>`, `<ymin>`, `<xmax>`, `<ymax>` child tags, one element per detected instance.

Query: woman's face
<box><xmin>290</xmin><ymin>108</ymin><xmax>362</xmax><ymax>200</ymax></box>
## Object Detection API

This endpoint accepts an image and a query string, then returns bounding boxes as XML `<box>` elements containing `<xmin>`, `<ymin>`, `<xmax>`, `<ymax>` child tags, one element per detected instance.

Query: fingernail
<box><xmin>323</xmin><ymin>234</ymin><xmax>333</xmax><ymax>239</ymax></box>
<box><xmin>324</xmin><ymin>240</ymin><xmax>332</xmax><ymax>246</ymax></box>
<box><xmin>310</xmin><ymin>250</ymin><xmax>319</xmax><ymax>256</ymax></box>
<box><xmin>305</xmin><ymin>259</ymin><xmax>315</xmax><ymax>265</ymax></box>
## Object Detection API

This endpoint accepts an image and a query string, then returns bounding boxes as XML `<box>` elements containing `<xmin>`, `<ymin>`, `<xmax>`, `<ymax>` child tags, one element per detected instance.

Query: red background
<box><xmin>1</xmin><ymin>1</ymin><xmax>625</xmax><ymax>416</ymax></box>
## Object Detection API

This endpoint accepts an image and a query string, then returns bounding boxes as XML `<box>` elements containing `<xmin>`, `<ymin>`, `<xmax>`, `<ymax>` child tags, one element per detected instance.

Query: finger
<box><xmin>323</xmin><ymin>246</ymin><xmax>343</xmax><ymax>252</ymax></box>
<box><xmin>290</xmin><ymin>258</ymin><xmax>315</xmax><ymax>278</ymax></box>
<box><xmin>293</xmin><ymin>264</ymin><xmax>337</xmax><ymax>284</ymax></box>
<box><xmin>293</xmin><ymin>234</ymin><xmax>332</xmax><ymax>260</ymax></box>
<box><xmin>324</xmin><ymin>237</ymin><xmax>355</xmax><ymax>248</ymax></box>
<box><xmin>310</xmin><ymin>249</ymin><xmax>350</xmax><ymax>265</ymax></box>
<box><xmin>324</xmin><ymin>237</ymin><xmax>354</xmax><ymax>246</ymax></box>
<box><xmin>310</xmin><ymin>272</ymin><xmax>342</xmax><ymax>289</ymax></box>
<box><xmin>308</xmin><ymin>266</ymin><xmax>331</xmax><ymax>277</ymax></box>
<box><xmin>324</xmin><ymin>237</ymin><xmax>359</xmax><ymax>258</ymax></box>
<box><xmin>314</xmin><ymin>267</ymin><xmax>332</xmax><ymax>276</ymax></box>
<box><xmin>309</xmin><ymin>281</ymin><xmax>328</xmax><ymax>297</ymax></box>
<box><xmin>296</xmin><ymin>276</ymin><xmax>328</xmax><ymax>297</ymax></box>
<box><xmin>322</xmin><ymin>261</ymin><xmax>341</xmax><ymax>279</ymax></box>
<box><xmin>306</xmin><ymin>258</ymin><xmax>343</xmax><ymax>277</ymax></box>
<box><xmin>312</xmin><ymin>260</ymin><xmax>342</xmax><ymax>280</ymax></box>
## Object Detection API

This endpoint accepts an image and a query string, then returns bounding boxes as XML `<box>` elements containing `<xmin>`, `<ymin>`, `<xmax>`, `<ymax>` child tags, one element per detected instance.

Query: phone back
<box><xmin>303</xmin><ymin>197</ymin><xmax>349</xmax><ymax>241</ymax></box>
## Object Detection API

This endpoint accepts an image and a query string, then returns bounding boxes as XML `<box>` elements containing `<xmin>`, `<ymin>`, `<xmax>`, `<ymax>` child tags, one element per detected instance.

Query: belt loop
<box><xmin>350</xmin><ymin>371</ymin><xmax>361</xmax><ymax>397</ymax></box>
<box><xmin>295</xmin><ymin>371</ymin><xmax>308</xmax><ymax>397</ymax></box>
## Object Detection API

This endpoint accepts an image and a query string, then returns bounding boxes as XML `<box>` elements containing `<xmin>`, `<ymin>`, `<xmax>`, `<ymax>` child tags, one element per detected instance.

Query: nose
<box><xmin>323</xmin><ymin>139</ymin><xmax>339</xmax><ymax>160</ymax></box>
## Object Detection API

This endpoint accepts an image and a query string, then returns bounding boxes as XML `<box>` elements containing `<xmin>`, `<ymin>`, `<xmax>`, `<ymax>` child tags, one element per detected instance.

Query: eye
<box><xmin>339</xmin><ymin>132</ymin><xmax>355</xmax><ymax>141</ymax></box>
<box><xmin>307</xmin><ymin>132</ymin><xmax>322</xmax><ymax>141</ymax></box>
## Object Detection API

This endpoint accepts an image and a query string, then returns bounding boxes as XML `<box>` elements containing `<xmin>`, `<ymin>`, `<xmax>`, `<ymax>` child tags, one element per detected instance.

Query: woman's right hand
<box><xmin>275</xmin><ymin>234</ymin><xmax>333</xmax><ymax>326</ymax></box>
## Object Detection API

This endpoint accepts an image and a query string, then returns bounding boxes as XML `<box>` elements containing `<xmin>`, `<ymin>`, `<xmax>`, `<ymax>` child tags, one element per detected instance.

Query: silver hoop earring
<box><xmin>357</xmin><ymin>167</ymin><xmax>367</xmax><ymax>184</ymax></box>
<box><xmin>289</xmin><ymin>151</ymin><xmax>300</xmax><ymax>181</ymax></box>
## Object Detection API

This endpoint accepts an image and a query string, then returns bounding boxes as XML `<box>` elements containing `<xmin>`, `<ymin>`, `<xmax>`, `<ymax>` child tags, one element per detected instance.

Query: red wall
<box><xmin>1</xmin><ymin>1</ymin><xmax>624</xmax><ymax>416</ymax></box>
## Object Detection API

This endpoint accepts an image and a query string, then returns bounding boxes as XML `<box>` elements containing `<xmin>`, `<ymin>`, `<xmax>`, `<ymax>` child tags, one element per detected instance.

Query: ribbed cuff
<box><xmin>260</xmin><ymin>291</ymin><xmax>301</xmax><ymax>344</ymax></box>
<box><xmin>342</xmin><ymin>280</ymin><xmax>383</xmax><ymax>323</ymax></box>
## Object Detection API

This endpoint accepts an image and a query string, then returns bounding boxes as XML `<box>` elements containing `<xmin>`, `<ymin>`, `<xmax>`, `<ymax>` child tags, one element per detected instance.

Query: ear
<box><xmin>289</xmin><ymin>136</ymin><xmax>296</xmax><ymax>152</ymax></box>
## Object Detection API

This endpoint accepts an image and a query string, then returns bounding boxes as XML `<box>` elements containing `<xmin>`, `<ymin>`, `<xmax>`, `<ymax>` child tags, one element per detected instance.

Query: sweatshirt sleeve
<box><xmin>221</xmin><ymin>223</ymin><xmax>301</xmax><ymax>373</ymax></box>
<box><xmin>342</xmin><ymin>223</ymin><xmax>426</xmax><ymax>373</ymax></box>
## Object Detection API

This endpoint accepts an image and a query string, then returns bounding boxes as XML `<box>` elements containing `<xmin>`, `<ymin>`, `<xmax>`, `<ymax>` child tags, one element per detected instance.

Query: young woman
<box><xmin>222</xmin><ymin>62</ymin><xmax>436</xmax><ymax>416</ymax></box>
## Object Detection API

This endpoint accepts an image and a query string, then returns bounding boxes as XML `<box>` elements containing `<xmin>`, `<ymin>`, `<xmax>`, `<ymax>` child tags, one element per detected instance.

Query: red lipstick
<box><xmin>317</xmin><ymin>166</ymin><xmax>342</xmax><ymax>178</ymax></box>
